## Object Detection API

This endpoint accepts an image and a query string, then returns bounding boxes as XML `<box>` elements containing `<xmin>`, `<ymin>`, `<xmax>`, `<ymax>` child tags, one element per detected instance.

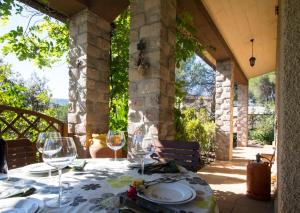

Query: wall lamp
<box><xmin>136</xmin><ymin>39</ymin><xmax>150</xmax><ymax>74</ymax></box>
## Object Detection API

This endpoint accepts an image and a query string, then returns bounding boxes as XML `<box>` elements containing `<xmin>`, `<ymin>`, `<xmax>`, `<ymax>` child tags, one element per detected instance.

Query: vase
<box><xmin>89</xmin><ymin>134</ymin><xmax>123</xmax><ymax>158</ymax></box>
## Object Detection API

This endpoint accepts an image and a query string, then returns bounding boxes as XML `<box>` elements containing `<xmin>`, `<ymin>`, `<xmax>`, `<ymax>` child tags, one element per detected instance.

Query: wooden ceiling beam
<box><xmin>17</xmin><ymin>0</ymin><xmax>68</xmax><ymax>23</ymax></box>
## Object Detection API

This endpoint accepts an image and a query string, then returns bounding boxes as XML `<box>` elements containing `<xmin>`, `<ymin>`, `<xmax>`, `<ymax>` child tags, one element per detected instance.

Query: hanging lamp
<box><xmin>249</xmin><ymin>39</ymin><xmax>256</xmax><ymax>67</ymax></box>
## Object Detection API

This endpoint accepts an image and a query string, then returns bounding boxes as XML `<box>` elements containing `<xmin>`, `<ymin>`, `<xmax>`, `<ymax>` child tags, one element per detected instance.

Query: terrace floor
<box><xmin>197</xmin><ymin>144</ymin><xmax>275</xmax><ymax>213</ymax></box>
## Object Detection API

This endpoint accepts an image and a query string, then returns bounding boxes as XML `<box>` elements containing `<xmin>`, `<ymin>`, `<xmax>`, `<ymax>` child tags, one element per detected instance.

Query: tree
<box><xmin>0</xmin><ymin>60</ymin><xmax>26</xmax><ymax>107</ymax></box>
<box><xmin>0</xmin><ymin>1</ymin><xmax>68</xmax><ymax>68</ymax></box>
<box><xmin>248</xmin><ymin>72</ymin><xmax>275</xmax><ymax>145</ymax></box>
<box><xmin>249</xmin><ymin>72</ymin><xmax>275</xmax><ymax>105</ymax></box>
<box><xmin>176</xmin><ymin>55</ymin><xmax>215</xmax><ymax>97</ymax></box>
<box><xmin>23</xmin><ymin>72</ymin><xmax>52</xmax><ymax>111</ymax></box>
<box><xmin>0</xmin><ymin>60</ymin><xmax>53</xmax><ymax>114</ymax></box>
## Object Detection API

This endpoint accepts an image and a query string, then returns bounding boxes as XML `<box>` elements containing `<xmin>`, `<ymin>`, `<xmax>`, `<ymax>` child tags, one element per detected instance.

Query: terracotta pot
<box><xmin>88</xmin><ymin>134</ymin><xmax>123</xmax><ymax>158</ymax></box>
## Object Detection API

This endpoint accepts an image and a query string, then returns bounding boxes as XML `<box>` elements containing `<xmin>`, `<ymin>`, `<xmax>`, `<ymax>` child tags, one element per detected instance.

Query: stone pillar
<box><xmin>215</xmin><ymin>60</ymin><xmax>234</xmax><ymax>161</ymax></box>
<box><xmin>68</xmin><ymin>9</ymin><xmax>110</xmax><ymax>157</ymax></box>
<box><xmin>128</xmin><ymin>0</ymin><xmax>176</xmax><ymax>158</ymax></box>
<box><xmin>277</xmin><ymin>0</ymin><xmax>300</xmax><ymax>212</ymax></box>
<box><xmin>237</xmin><ymin>84</ymin><xmax>248</xmax><ymax>147</ymax></box>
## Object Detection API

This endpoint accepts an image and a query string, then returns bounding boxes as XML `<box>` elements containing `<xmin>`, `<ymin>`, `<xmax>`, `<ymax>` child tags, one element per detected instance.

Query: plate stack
<box><xmin>139</xmin><ymin>182</ymin><xmax>196</xmax><ymax>204</ymax></box>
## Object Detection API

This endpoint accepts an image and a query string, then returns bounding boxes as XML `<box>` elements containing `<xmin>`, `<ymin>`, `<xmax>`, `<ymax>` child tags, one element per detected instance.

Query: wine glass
<box><xmin>132</xmin><ymin>127</ymin><xmax>155</xmax><ymax>175</ymax></box>
<box><xmin>42</xmin><ymin>137</ymin><xmax>77</xmax><ymax>207</ymax></box>
<box><xmin>37</xmin><ymin>132</ymin><xmax>61</xmax><ymax>177</ymax></box>
<box><xmin>106</xmin><ymin>130</ymin><xmax>126</xmax><ymax>161</ymax></box>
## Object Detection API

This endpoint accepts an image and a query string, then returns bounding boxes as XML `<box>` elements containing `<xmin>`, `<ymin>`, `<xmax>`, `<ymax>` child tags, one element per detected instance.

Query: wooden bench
<box><xmin>153</xmin><ymin>140</ymin><xmax>202</xmax><ymax>172</ymax></box>
<box><xmin>6</xmin><ymin>138</ymin><xmax>39</xmax><ymax>169</ymax></box>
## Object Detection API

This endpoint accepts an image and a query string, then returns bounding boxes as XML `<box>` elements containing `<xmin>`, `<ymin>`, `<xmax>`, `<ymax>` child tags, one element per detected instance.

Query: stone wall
<box><xmin>215</xmin><ymin>60</ymin><xmax>234</xmax><ymax>161</ymax></box>
<box><xmin>128</xmin><ymin>0</ymin><xmax>176</xmax><ymax>159</ymax></box>
<box><xmin>277</xmin><ymin>0</ymin><xmax>300</xmax><ymax>212</ymax></box>
<box><xmin>68</xmin><ymin>9</ymin><xmax>110</xmax><ymax>157</ymax></box>
<box><xmin>237</xmin><ymin>84</ymin><xmax>248</xmax><ymax>147</ymax></box>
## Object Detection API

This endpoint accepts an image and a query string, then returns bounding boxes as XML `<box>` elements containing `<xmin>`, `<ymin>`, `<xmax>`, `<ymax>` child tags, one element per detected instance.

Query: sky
<box><xmin>0</xmin><ymin>6</ymin><xmax>69</xmax><ymax>99</ymax></box>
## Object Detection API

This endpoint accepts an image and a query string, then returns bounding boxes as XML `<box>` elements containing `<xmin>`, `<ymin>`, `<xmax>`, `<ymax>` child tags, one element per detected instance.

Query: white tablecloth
<box><xmin>2</xmin><ymin>159</ymin><xmax>218</xmax><ymax>213</ymax></box>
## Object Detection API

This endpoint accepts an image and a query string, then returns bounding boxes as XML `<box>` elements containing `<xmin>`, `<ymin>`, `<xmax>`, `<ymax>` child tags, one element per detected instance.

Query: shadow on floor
<box><xmin>198</xmin><ymin>146</ymin><xmax>275</xmax><ymax>213</ymax></box>
<box><xmin>200</xmin><ymin>166</ymin><xmax>246</xmax><ymax>176</ymax></box>
<box><xmin>199</xmin><ymin>173</ymin><xmax>245</xmax><ymax>185</ymax></box>
<box><xmin>213</xmin><ymin>190</ymin><xmax>274</xmax><ymax>213</ymax></box>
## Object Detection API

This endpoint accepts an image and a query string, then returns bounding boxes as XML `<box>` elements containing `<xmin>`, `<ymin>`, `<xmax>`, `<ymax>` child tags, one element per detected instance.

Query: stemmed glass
<box><xmin>106</xmin><ymin>130</ymin><xmax>126</xmax><ymax>161</ymax></box>
<box><xmin>132</xmin><ymin>126</ymin><xmax>155</xmax><ymax>175</ymax></box>
<box><xmin>42</xmin><ymin>137</ymin><xmax>77</xmax><ymax>207</ymax></box>
<box><xmin>36</xmin><ymin>132</ymin><xmax>61</xmax><ymax>177</ymax></box>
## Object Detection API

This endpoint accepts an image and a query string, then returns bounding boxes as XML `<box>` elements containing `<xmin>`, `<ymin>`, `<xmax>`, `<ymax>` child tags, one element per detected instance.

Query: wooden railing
<box><xmin>0</xmin><ymin>105</ymin><xmax>67</xmax><ymax>142</ymax></box>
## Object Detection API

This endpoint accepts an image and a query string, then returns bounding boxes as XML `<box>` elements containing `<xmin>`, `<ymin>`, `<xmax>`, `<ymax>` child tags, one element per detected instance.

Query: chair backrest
<box><xmin>6</xmin><ymin>138</ymin><xmax>39</xmax><ymax>169</ymax></box>
<box><xmin>153</xmin><ymin>140</ymin><xmax>202</xmax><ymax>172</ymax></box>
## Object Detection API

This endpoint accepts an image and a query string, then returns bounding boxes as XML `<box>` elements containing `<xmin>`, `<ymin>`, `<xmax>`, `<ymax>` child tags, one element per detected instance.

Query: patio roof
<box><xmin>20</xmin><ymin>0</ymin><xmax>276</xmax><ymax>81</ymax></box>
<box><xmin>202</xmin><ymin>0</ymin><xmax>278</xmax><ymax>79</ymax></box>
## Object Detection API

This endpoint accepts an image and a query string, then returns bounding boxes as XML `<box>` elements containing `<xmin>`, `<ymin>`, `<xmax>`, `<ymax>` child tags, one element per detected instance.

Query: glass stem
<box><xmin>49</xmin><ymin>169</ymin><xmax>52</xmax><ymax>178</ymax></box>
<box><xmin>141</xmin><ymin>157</ymin><xmax>145</xmax><ymax>176</ymax></box>
<box><xmin>58</xmin><ymin>169</ymin><xmax>62</xmax><ymax>207</ymax></box>
<box><xmin>114</xmin><ymin>150</ymin><xmax>117</xmax><ymax>161</ymax></box>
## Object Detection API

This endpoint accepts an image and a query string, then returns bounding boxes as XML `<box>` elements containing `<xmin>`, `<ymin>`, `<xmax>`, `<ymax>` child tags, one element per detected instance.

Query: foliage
<box><xmin>176</xmin><ymin>108</ymin><xmax>215</xmax><ymax>152</ymax></box>
<box><xmin>109</xmin><ymin>10</ymin><xmax>130</xmax><ymax>131</ymax></box>
<box><xmin>176</xmin><ymin>12</ymin><xmax>204</xmax><ymax>67</ymax></box>
<box><xmin>109</xmin><ymin>96</ymin><xmax>128</xmax><ymax>131</ymax></box>
<box><xmin>0</xmin><ymin>0</ymin><xmax>22</xmax><ymax>22</ymax></box>
<box><xmin>0</xmin><ymin>2</ymin><xmax>68</xmax><ymax>68</ymax></box>
<box><xmin>248</xmin><ymin>72</ymin><xmax>275</xmax><ymax>145</ymax></box>
<box><xmin>52</xmin><ymin>104</ymin><xmax>68</xmax><ymax>122</ymax></box>
<box><xmin>0</xmin><ymin>60</ymin><xmax>61</xmax><ymax>141</ymax></box>
<box><xmin>0</xmin><ymin>61</ymin><xmax>53</xmax><ymax>113</ymax></box>
<box><xmin>249</xmin><ymin>72</ymin><xmax>275</xmax><ymax>105</ymax></box>
<box><xmin>249</xmin><ymin>115</ymin><xmax>274</xmax><ymax>145</ymax></box>
<box><xmin>0</xmin><ymin>61</ymin><xmax>26</xmax><ymax>107</ymax></box>
<box><xmin>176</xmin><ymin>55</ymin><xmax>215</xmax><ymax>96</ymax></box>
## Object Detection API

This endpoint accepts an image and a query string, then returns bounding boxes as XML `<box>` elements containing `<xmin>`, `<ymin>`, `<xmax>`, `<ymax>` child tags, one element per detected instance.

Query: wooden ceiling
<box><xmin>20</xmin><ymin>0</ymin><xmax>277</xmax><ymax>81</ymax></box>
<box><xmin>202</xmin><ymin>0</ymin><xmax>278</xmax><ymax>78</ymax></box>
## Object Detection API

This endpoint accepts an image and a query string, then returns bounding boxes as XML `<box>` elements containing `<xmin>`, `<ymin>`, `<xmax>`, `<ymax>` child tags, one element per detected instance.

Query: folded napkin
<box><xmin>68</xmin><ymin>160</ymin><xmax>87</xmax><ymax>171</ymax></box>
<box><xmin>138</xmin><ymin>160</ymin><xmax>180</xmax><ymax>175</ymax></box>
<box><xmin>119</xmin><ymin>192</ymin><xmax>177</xmax><ymax>213</ymax></box>
<box><xmin>0</xmin><ymin>197</ymin><xmax>41</xmax><ymax>213</ymax></box>
<box><xmin>0</xmin><ymin>187</ymin><xmax>36</xmax><ymax>199</ymax></box>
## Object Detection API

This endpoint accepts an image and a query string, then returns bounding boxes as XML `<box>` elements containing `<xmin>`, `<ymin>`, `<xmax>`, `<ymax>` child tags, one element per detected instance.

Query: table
<box><xmin>4</xmin><ymin>159</ymin><xmax>218</xmax><ymax>213</ymax></box>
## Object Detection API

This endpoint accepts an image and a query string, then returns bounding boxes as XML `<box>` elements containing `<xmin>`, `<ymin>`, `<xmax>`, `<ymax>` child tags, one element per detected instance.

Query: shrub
<box><xmin>249</xmin><ymin>115</ymin><xmax>274</xmax><ymax>145</ymax></box>
<box><xmin>175</xmin><ymin>107</ymin><xmax>216</xmax><ymax>152</ymax></box>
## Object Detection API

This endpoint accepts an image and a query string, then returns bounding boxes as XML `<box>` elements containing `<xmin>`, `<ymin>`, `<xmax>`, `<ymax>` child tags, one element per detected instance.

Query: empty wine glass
<box><xmin>132</xmin><ymin>126</ymin><xmax>155</xmax><ymax>175</ymax></box>
<box><xmin>37</xmin><ymin>132</ymin><xmax>61</xmax><ymax>177</ymax></box>
<box><xmin>43</xmin><ymin>137</ymin><xmax>77</xmax><ymax>207</ymax></box>
<box><xmin>106</xmin><ymin>130</ymin><xmax>126</xmax><ymax>161</ymax></box>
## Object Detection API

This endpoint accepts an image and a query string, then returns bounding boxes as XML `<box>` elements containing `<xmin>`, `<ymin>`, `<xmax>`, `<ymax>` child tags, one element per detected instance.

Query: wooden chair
<box><xmin>6</xmin><ymin>138</ymin><xmax>39</xmax><ymax>169</ymax></box>
<box><xmin>153</xmin><ymin>140</ymin><xmax>202</xmax><ymax>172</ymax></box>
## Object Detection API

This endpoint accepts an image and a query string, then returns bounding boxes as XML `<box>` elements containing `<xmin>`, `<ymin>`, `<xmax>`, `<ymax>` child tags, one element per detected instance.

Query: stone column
<box><xmin>215</xmin><ymin>60</ymin><xmax>234</xmax><ymax>161</ymax></box>
<box><xmin>128</xmin><ymin>0</ymin><xmax>176</xmax><ymax>159</ymax></box>
<box><xmin>237</xmin><ymin>84</ymin><xmax>248</xmax><ymax>147</ymax></box>
<box><xmin>68</xmin><ymin>9</ymin><xmax>110</xmax><ymax>157</ymax></box>
<box><xmin>277</xmin><ymin>0</ymin><xmax>300</xmax><ymax>212</ymax></box>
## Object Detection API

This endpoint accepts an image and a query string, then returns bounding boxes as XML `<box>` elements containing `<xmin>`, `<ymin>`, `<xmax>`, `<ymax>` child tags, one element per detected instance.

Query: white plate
<box><xmin>0</xmin><ymin>197</ymin><xmax>44</xmax><ymax>213</ymax></box>
<box><xmin>138</xmin><ymin>183</ymin><xmax>196</xmax><ymax>204</ymax></box>
<box><xmin>23</xmin><ymin>163</ymin><xmax>56</xmax><ymax>174</ymax></box>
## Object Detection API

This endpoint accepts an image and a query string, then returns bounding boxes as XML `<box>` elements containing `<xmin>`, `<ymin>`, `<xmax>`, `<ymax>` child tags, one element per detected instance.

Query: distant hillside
<box><xmin>51</xmin><ymin>98</ymin><xmax>68</xmax><ymax>106</ymax></box>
